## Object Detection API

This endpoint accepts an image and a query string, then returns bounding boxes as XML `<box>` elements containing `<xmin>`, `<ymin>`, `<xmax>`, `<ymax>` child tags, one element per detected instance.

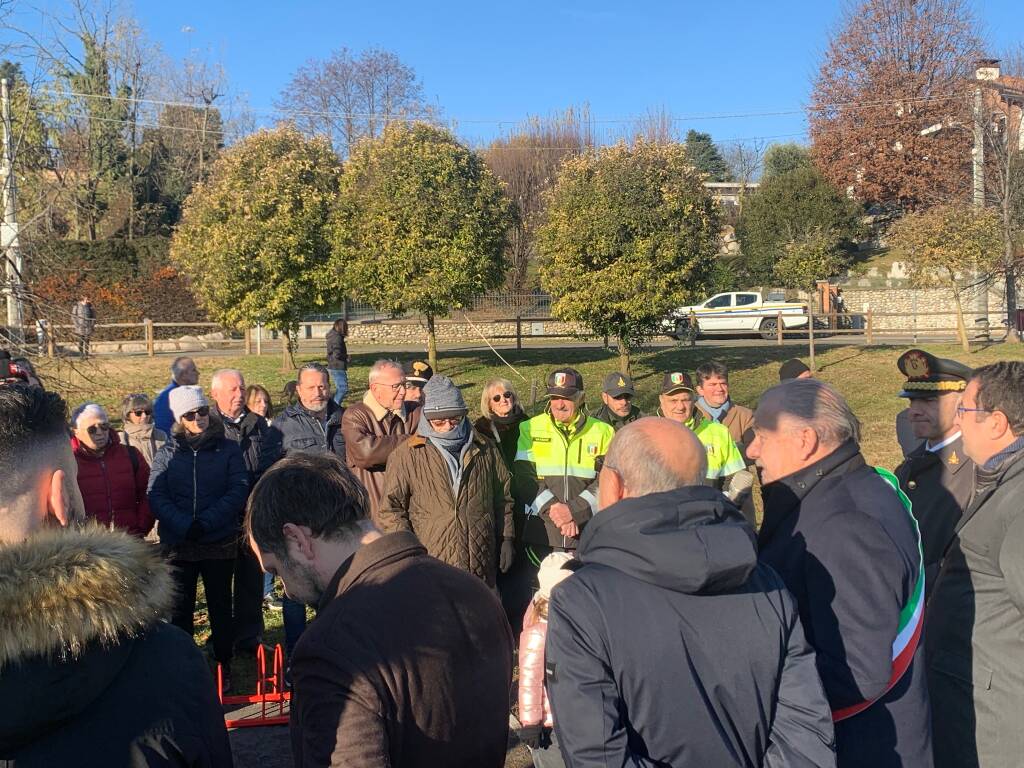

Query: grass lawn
<box><xmin>34</xmin><ymin>340</ymin><xmax>1024</xmax><ymax>697</ymax></box>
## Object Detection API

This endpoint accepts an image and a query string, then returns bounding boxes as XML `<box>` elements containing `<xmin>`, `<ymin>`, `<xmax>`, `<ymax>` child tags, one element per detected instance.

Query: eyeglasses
<box><xmin>491</xmin><ymin>392</ymin><xmax>514</xmax><ymax>403</ymax></box>
<box><xmin>377</xmin><ymin>381</ymin><xmax>408</xmax><ymax>392</ymax></box>
<box><xmin>86</xmin><ymin>423</ymin><xmax>109</xmax><ymax>435</ymax></box>
<box><xmin>956</xmin><ymin>404</ymin><xmax>993</xmax><ymax>418</ymax></box>
<box><xmin>428</xmin><ymin>417</ymin><xmax>462</xmax><ymax>427</ymax></box>
<box><xmin>131</xmin><ymin>409</ymin><xmax>152</xmax><ymax>417</ymax></box>
<box><xmin>182</xmin><ymin>406</ymin><xmax>210</xmax><ymax>421</ymax></box>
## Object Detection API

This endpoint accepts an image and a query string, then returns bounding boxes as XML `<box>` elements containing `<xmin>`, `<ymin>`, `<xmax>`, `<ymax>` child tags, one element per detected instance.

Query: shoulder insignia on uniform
<box><xmin>948</xmin><ymin>451</ymin><xmax>959</xmax><ymax>465</ymax></box>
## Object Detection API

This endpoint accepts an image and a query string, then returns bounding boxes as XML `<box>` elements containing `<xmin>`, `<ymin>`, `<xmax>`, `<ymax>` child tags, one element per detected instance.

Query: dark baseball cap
<box><xmin>661</xmin><ymin>371</ymin><xmax>694</xmax><ymax>395</ymax></box>
<box><xmin>779</xmin><ymin>359</ymin><xmax>811</xmax><ymax>382</ymax></box>
<box><xmin>602</xmin><ymin>371</ymin><xmax>635</xmax><ymax>398</ymax></box>
<box><xmin>546</xmin><ymin>367</ymin><xmax>584</xmax><ymax>398</ymax></box>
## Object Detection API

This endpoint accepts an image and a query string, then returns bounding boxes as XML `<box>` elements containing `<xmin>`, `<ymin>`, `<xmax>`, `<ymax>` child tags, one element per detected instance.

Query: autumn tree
<box><xmin>774</xmin><ymin>229</ymin><xmax>851</xmax><ymax>290</ymax></box>
<box><xmin>889</xmin><ymin>204</ymin><xmax>1002</xmax><ymax>350</ymax></box>
<box><xmin>809</xmin><ymin>0</ymin><xmax>982</xmax><ymax>211</ymax></box>
<box><xmin>538</xmin><ymin>139</ymin><xmax>720</xmax><ymax>373</ymax></box>
<box><xmin>482</xmin><ymin>106</ymin><xmax>593</xmax><ymax>291</ymax></box>
<box><xmin>171</xmin><ymin>126</ymin><xmax>342</xmax><ymax>368</ymax></box>
<box><xmin>333</xmin><ymin>123</ymin><xmax>514</xmax><ymax>369</ymax></box>
<box><xmin>275</xmin><ymin>48</ymin><xmax>434</xmax><ymax>158</ymax></box>
<box><xmin>737</xmin><ymin>166</ymin><xmax>865</xmax><ymax>284</ymax></box>
<box><xmin>684</xmin><ymin>130</ymin><xmax>732</xmax><ymax>182</ymax></box>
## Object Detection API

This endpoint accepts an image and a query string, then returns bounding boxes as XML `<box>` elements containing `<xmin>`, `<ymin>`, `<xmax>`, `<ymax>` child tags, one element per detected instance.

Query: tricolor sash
<box><xmin>831</xmin><ymin>466</ymin><xmax>925</xmax><ymax>722</ymax></box>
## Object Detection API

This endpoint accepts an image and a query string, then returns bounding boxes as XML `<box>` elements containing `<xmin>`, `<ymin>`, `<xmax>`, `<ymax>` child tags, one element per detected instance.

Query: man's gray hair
<box><xmin>71</xmin><ymin>402</ymin><xmax>108</xmax><ymax>428</ymax></box>
<box><xmin>298</xmin><ymin>361</ymin><xmax>329</xmax><ymax>381</ymax></box>
<box><xmin>170</xmin><ymin>356</ymin><xmax>194</xmax><ymax>379</ymax></box>
<box><xmin>603</xmin><ymin>423</ymin><xmax>706</xmax><ymax>495</ymax></box>
<box><xmin>764</xmin><ymin>378</ymin><xmax>860</xmax><ymax>446</ymax></box>
<box><xmin>210</xmin><ymin>368</ymin><xmax>244</xmax><ymax>392</ymax></box>
<box><xmin>368</xmin><ymin>359</ymin><xmax>402</xmax><ymax>385</ymax></box>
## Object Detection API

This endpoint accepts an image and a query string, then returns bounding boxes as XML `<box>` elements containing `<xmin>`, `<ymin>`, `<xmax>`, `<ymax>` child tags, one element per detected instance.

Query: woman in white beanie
<box><xmin>147</xmin><ymin>385</ymin><xmax>249</xmax><ymax>690</ymax></box>
<box><xmin>517</xmin><ymin>552</ymin><xmax>575</xmax><ymax>767</ymax></box>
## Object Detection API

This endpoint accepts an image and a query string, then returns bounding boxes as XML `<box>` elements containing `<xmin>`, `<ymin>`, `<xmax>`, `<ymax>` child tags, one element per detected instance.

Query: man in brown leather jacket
<box><xmin>341</xmin><ymin>359</ymin><xmax>419</xmax><ymax>522</ymax></box>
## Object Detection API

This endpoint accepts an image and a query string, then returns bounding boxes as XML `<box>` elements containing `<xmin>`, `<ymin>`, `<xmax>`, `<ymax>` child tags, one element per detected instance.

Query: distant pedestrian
<box><xmin>402</xmin><ymin>359</ymin><xmax>434</xmax><ymax>405</ymax></box>
<box><xmin>592</xmin><ymin>371</ymin><xmax>643</xmax><ymax>430</ymax></box>
<box><xmin>71</xmin><ymin>296</ymin><xmax>96</xmax><ymax>358</ymax></box>
<box><xmin>117</xmin><ymin>392</ymin><xmax>167</xmax><ymax>467</ymax></box>
<box><xmin>153</xmin><ymin>356</ymin><xmax>200</xmax><ymax>434</ymax></box>
<box><xmin>325</xmin><ymin>319</ymin><xmax>350</xmax><ymax>405</ymax></box>
<box><xmin>379</xmin><ymin>375</ymin><xmax>515</xmax><ymax>587</ymax></box>
<box><xmin>35</xmin><ymin>317</ymin><xmax>47</xmax><ymax>355</ymax></box>
<box><xmin>246</xmin><ymin>453</ymin><xmax>513</xmax><ymax>768</ymax></box>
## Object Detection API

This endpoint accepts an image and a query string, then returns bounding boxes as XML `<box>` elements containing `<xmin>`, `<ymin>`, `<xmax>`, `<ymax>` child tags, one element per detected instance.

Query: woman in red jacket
<box><xmin>71</xmin><ymin>402</ymin><xmax>154</xmax><ymax>538</ymax></box>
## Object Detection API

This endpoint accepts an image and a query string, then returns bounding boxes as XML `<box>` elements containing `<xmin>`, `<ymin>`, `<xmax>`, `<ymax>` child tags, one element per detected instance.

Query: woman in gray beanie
<box><xmin>379</xmin><ymin>375</ymin><xmax>515</xmax><ymax>587</ymax></box>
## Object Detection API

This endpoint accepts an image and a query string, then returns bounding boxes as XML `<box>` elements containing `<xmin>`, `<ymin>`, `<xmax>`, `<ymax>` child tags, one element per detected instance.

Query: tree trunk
<box><xmin>426</xmin><ymin>314</ymin><xmax>438</xmax><ymax>371</ymax></box>
<box><xmin>1005</xmin><ymin>231</ymin><xmax>1020</xmax><ymax>343</ymax></box>
<box><xmin>952</xmin><ymin>289</ymin><xmax>970</xmax><ymax>353</ymax></box>
<box><xmin>617</xmin><ymin>336</ymin><xmax>630</xmax><ymax>374</ymax></box>
<box><xmin>280</xmin><ymin>329</ymin><xmax>291</xmax><ymax>372</ymax></box>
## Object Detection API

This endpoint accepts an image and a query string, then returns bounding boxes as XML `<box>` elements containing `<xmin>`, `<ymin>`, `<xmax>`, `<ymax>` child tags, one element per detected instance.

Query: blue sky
<box><xmin>21</xmin><ymin>0</ymin><xmax>1024</xmax><ymax>149</ymax></box>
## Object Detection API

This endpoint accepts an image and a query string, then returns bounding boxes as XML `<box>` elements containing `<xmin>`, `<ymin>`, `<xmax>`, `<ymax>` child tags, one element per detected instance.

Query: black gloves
<box><xmin>500</xmin><ymin>539</ymin><xmax>515</xmax><ymax>573</ymax></box>
<box><xmin>517</xmin><ymin>725</ymin><xmax>550</xmax><ymax>750</ymax></box>
<box><xmin>185</xmin><ymin>520</ymin><xmax>205</xmax><ymax>542</ymax></box>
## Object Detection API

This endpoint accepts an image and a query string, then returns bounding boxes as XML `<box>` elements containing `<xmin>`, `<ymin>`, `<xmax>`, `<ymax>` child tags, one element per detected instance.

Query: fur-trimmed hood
<box><xmin>0</xmin><ymin>525</ymin><xmax>174</xmax><ymax>668</ymax></box>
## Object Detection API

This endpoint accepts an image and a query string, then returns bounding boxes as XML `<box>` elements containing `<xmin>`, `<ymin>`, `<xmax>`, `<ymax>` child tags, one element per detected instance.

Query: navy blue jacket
<box><xmin>147</xmin><ymin>422</ymin><xmax>249</xmax><ymax>548</ymax></box>
<box><xmin>545</xmin><ymin>486</ymin><xmax>836</xmax><ymax>768</ymax></box>
<box><xmin>758</xmin><ymin>440</ymin><xmax>931</xmax><ymax>768</ymax></box>
<box><xmin>269</xmin><ymin>401</ymin><xmax>346</xmax><ymax>458</ymax></box>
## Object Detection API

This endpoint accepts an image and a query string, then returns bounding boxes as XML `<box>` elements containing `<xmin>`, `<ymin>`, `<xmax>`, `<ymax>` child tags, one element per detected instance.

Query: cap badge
<box><xmin>554</xmin><ymin>372</ymin><xmax>568</xmax><ymax>387</ymax></box>
<box><xmin>904</xmin><ymin>351</ymin><xmax>930</xmax><ymax>379</ymax></box>
<box><xmin>671</xmin><ymin>372</ymin><xmax>684</xmax><ymax>385</ymax></box>
<box><xmin>617</xmin><ymin>376</ymin><xmax>626</xmax><ymax>387</ymax></box>
<box><xmin>413</xmin><ymin>362</ymin><xmax>429</xmax><ymax>375</ymax></box>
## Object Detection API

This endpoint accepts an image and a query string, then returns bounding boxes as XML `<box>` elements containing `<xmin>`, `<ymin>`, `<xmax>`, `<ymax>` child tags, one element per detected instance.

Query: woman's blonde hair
<box><xmin>479</xmin><ymin>377</ymin><xmax>517</xmax><ymax>417</ymax></box>
<box><xmin>532</xmin><ymin>594</ymin><xmax>551</xmax><ymax>620</ymax></box>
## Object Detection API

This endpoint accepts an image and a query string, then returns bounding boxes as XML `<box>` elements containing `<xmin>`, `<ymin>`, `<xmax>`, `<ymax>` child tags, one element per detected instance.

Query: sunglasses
<box><xmin>428</xmin><ymin>417</ymin><xmax>462</xmax><ymax>427</ymax></box>
<box><xmin>491</xmin><ymin>392</ymin><xmax>514</xmax><ymax>403</ymax></box>
<box><xmin>86</xmin><ymin>423</ymin><xmax>110</xmax><ymax>435</ymax></box>
<box><xmin>182</xmin><ymin>406</ymin><xmax>210</xmax><ymax>421</ymax></box>
<box><xmin>131</xmin><ymin>409</ymin><xmax>152</xmax><ymax>417</ymax></box>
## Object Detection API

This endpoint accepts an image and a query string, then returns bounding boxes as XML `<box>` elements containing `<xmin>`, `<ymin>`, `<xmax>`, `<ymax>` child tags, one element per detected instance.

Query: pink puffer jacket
<box><xmin>518</xmin><ymin>602</ymin><xmax>553</xmax><ymax>728</ymax></box>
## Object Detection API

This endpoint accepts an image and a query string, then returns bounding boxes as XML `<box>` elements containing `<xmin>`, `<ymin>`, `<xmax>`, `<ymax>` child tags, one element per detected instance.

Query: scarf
<box><xmin>490</xmin><ymin>406</ymin><xmax>524</xmax><ymax>427</ymax></box>
<box><xmin>982</xmin><ymin>435</ymin><xmax>1024</xmax><ymax>471</ymax></box>
<box><xmin>418</xmin><ymin>416</ymin><xmax>472</xmax><ymax>495</ymax></box>
<box><xmin>697</xmin><ymin>396</ymin><xmax>730</xmax><ymax>422</ymax></box>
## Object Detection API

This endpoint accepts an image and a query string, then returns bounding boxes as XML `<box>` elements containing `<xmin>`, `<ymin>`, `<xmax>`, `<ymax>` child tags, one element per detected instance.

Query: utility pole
<box><xmin>1</xmin><ymin>78</ymin><xmax>24</xmax><ymax>345</ymax></box>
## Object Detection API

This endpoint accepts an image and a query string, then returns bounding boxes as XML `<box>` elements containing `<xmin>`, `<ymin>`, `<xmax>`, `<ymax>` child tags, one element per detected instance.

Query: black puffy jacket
<box><xmin>545</xmin><ymin>486</ymin><xmax>836</xmax><ymax>767</ymax></box>
<box><xmin>147</xmin><ymin>420</ymin><xmax>249</xmax><ymax>548</ymax></box>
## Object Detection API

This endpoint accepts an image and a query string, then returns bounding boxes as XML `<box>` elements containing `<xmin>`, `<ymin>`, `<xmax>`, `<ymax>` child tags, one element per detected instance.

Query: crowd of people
<box><xmin>0</xmin><ymin>341</ymin><xmax>1022</xmax><ymax>768</ymax></box>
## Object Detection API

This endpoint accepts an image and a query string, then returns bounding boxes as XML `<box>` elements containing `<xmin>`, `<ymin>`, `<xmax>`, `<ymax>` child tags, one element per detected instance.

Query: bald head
<box><xmin>599</xmin><ymin>417</ymin><xmax>706</xmax><ymax>509</ymax></box>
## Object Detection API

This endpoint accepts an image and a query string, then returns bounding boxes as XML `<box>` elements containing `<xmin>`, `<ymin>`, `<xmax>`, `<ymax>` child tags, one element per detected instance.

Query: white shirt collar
<box><xmin>926</xmin><ymin>431</ymin><xmax>961</xmax><ymax>453</ymax></box>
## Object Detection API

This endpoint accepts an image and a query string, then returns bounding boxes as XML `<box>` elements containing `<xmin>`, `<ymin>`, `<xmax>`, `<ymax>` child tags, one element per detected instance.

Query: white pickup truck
<box><xmin>662</xmin><ymin>291</ymin><xmax>809</xmax><ymax>340</ymax></box>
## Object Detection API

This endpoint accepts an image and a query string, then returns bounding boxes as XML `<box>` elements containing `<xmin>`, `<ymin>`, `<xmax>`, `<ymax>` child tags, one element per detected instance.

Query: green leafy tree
<box><xmin>762</xmin><ymin>143</ymin><xmax>814</xmax><ymax>179</ymax></box>
<box><xmin>170</xmin><ymin>126</ymin><xmax>342</xmax><ymax>368</ymax></box>
<box><xmin>333</xmin><ymin>122</ymin><xmax>514</xmax><ymax>369</ymax></box>
<box><xmin>773</xmin><ymin>229</ymin><xmax>850</xmax><ymax>290</ymax></box>
<box><xmin>737</xmin><ymin>166</ymin><xmax>864</xmax><ymax>283</ymax></box>
<box><xmin>684</xmin><ymin>130</ymin><xmax>732</xmax><ymax>182</ymax></box>
<box><xmin>889</xmin><ymin>204</ymin><xmax>1003</xmax><ymax>351</ymax></box>
<box><xmin>538</xmin><ymin>139</ymin><xmax>720</xmax><ymax>373</ymax></box>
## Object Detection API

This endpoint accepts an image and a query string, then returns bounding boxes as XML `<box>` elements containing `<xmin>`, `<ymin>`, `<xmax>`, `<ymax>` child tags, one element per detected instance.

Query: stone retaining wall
<box><xmin>268</xmin><ymin>319</ymin><xmax>594</xmax><ymax>346</ymax></box>
<box><xmin>842</xmin><ymin>285</ymin><xmax>1012</xmax><ymax>331</ymax></box>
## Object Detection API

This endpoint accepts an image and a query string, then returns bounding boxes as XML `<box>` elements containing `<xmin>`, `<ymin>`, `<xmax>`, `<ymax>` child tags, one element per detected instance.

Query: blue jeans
<box><xmin>263</xmin><ymin>572</ymin><xmax>274</xmax><ymax>598</ymax></box>
<box><xmin>328</xmin><ymin>368</ymin><xmax>348</xmax><ymax>405</ymax></box>
<box><xmin>283</xmin><ymin>597</ymin><xmax>307</xmax><ymax>657</ymax></box>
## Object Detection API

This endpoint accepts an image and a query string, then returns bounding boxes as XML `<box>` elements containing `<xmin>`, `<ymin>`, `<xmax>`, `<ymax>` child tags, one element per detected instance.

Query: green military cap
<box><xmin>897</xmin><ymin>349</ymin><xmax>972</xmax><ymax>398</ymax></box>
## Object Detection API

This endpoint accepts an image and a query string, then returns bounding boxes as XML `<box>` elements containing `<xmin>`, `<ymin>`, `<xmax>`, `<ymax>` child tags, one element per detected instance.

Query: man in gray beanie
<box><xmin>379</xmin><ymin>375</ymin><xmax>515</xmax><ymax>586</ymax></box>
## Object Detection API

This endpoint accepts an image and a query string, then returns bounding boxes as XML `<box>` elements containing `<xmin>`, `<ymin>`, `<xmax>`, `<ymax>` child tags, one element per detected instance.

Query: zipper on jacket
<box><xmin>100</xmin><ymin>458</ymin><xmax>114</xmax><ymax>531</ymax></box>
<box><xmin>192</xmin><ymin>449</ymin><xmax>199</xmax><ymax>520</ymax></box>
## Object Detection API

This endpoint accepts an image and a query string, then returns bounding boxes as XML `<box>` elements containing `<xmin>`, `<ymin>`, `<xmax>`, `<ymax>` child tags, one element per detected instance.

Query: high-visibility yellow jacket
<box><xmin>513</xmin><ymin>409</ymin><xmax>614</xmax><ymax>550</ymax></box>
